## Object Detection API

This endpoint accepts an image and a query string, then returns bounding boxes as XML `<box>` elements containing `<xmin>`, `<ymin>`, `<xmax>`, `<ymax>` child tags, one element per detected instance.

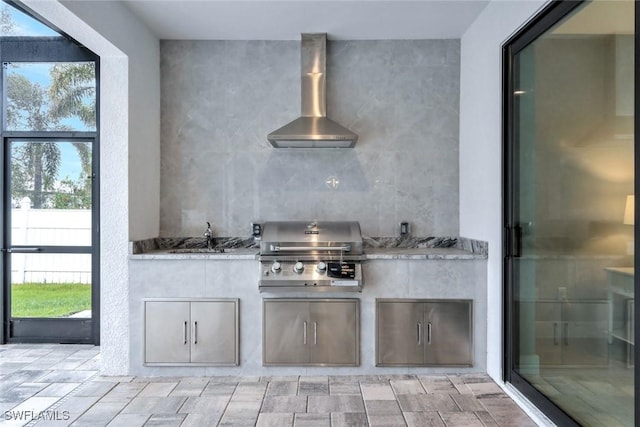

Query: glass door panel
<box><xmin>5</xmin><ymin>62</ymin><xmax>97</xmax><ymax>132</ymax></box>
<box><xmin>7</xmin><ymin>139</ymin><xmax>93</xmax><ymax>339</ymax></box>
<box><xmin>11</xmin><ymin>253</ymin><xmax>91</xmax><ymax>318</ymax></box>
<box><xmin>507</xmin><ymin>0</ymin><xmax>635</xmax><ymax>425</ymax></box>
<box><xmin>10</xmin><ymin>141</ymin><xmax>92</xmax><ymax>246</ymax></box>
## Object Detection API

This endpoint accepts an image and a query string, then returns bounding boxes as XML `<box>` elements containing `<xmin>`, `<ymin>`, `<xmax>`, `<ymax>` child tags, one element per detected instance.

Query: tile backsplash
<box><xmin>160</xmin><ymin>39</ymin><xmax>460</xmax><ymax>238</ymax></box>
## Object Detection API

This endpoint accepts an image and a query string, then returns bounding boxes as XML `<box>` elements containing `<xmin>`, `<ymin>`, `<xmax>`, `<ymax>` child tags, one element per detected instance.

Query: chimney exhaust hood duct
<box><xmin>268</xmin><ymin>33</ymin><xmax>358</xmax><ymax>148</ymax></box>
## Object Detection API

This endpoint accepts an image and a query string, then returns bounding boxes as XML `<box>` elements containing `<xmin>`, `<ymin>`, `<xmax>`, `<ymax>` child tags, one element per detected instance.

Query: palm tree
<box><xmin>3</xmin><ymin>5</ymin><xmax>94</xmax><ymax>207</ymax></box>
<box><xmin>6</xmin><ymin>74</ymin><xmax>49</xmax><ymax>131</ymax></box>
<box><xmin>7</xmin><ymin>73</ymin><xmax>60</xmax><ymax>208</ymax></box>
<box><xmin>11</xmin><ymin>142</ymin><xmax>60</xmax><ymax>208</ymax></box>
<box><xmin>7</xmin><ymin>69</ymin><xmax>94</xmax><ymax>209</ymax></box>
<box><xmin>49</xmin><ymin>63</ymin><xmax>95</xmax><ymax>208</ymax></box>
<box><xmin>49</xmin><ymin>63</ymin><xmax>96</xmax><ymax>129</ymax></box>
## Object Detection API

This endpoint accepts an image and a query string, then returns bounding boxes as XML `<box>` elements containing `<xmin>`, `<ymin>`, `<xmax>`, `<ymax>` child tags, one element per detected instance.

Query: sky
<box><xmin>2</xmin><ymin>2</ymin><xmax>58</xmax><ymax>37</ymax></box>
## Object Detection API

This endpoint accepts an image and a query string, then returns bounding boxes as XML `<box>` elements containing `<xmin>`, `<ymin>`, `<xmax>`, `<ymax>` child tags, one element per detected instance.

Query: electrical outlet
<box><xmin>399</xmin><ymin>221</ymin><xmax>410</xmax><ymax>237</ymax></box>
<box><xmin>558</xmin><ymin>287</ymin><xmax>567</xmax><ymax>300</ymax></box>
<box><xmin>251</xmin><ymin>222</ymin><xmax>262</xmax><ymax>240</ymax></box>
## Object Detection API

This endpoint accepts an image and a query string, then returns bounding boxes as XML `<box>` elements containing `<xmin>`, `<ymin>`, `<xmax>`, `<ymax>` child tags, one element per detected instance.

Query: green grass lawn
<box><xmin>11</xmin><ymin>283</ymin><xmax>91</xmax><ymax>318</ymax></box>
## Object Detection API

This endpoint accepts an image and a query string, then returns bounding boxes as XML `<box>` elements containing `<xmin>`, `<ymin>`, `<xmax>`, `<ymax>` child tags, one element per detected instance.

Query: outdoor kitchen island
<box><xmin>128</xmin><ymin>235</ymin><xmax>487</xmax><ymax>377</ymax></box>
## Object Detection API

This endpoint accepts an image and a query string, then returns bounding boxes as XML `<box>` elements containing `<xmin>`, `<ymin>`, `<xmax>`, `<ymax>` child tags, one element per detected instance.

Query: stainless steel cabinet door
<box><xmin>310</xmin><ymin>301</ymin><xmax>358</xmax><ymax>366</ymax></box>
<box><xmin>190</xmin><ymin>301</ymin><xmax>238</xmax><ymax>365</ymax></box>
<box><xmin>145</xmin><ymin>301</ymin><xmax>190</xmax><ymax>363</ymax></box>
<box><xmin>561</xmin><ymin>301</ymin><xmax>608</xmax><ymax>366</ymax></box>
<box><xmin>531</xmin><ymin>301</ymin><xmax>562</xmax><ymax>366</ymax></box>
<box><xmin>424</xmin><ymin>301</ymin><xmax>472</xmax><ymax>366</ymax></box>
<box><xmin>377</xmin><ymin>301</ymin><xmax>424</xmax><ymax>366</ymax></box>
<box><xmin>263</xmin><ymin>301</ymin><xmax>310</xmax><ymax>365</ymax></box>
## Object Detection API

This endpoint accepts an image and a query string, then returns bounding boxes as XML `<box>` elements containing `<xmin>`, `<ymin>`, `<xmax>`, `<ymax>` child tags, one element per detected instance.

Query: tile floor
<box><xmin>0</xmin><ymin>344</ymin><xmax>537</xmax><ymax>427</ymax></box>
<box><xmin>529</xmin><ymin>365</ymin><xmax>633</xmax><ymax>427</ymax></box>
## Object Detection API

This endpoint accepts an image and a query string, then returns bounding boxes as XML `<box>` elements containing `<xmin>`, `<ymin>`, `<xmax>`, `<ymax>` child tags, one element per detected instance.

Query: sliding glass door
<box><xmin>504</xmin><ymin>0</ymin><xmax>636</xmax><ymax>425</ymax></box>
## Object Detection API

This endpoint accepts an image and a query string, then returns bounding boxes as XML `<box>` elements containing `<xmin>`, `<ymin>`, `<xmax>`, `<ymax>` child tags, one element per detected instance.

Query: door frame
<box><xmin>502</xmin><ymin>0</ymin><xmax>638</xmax><ymax>425</ymax></box>
<box><xmin>0</xmin><ymin>4</ymin><xmax>100</xmax><ymax>343</ymax></box>
<box><xmin>2</xmin><ymin>136</ymin><xmax>99</xmax><ymax>344</ymax></box>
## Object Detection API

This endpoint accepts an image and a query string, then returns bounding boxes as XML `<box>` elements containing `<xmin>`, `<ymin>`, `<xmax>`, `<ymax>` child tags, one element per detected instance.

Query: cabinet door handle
<box><xmin>183</xmin><ymin>321</ymin><xmax>188</xmax><ymax>345</ymax></box>
<box><xmin>553</xmin><ymin>322</ymin><xmax>559</xmax><ymax>345</ymax></box>
<box><xmin>417</xmin><ymin>322</ymin><xmax>422</xmax><ymax>345</ymax></box>
<box><xmin>427</xmin><ymin>322</ymin><xmax>432</xmax><ymax>344</ymax></box>
<box><xmin>303</xmin><ymin>321</ymin><xmax>307</xmax><ymax>345</ymax></box>
<box><xmin>564</xmin><ymin>323</ymin><xmax>569</xmax><ymax>346</ymax></box>
<box><xmin>194</xmin><ymin>321</ymin><xmax>198</xmax><ymax>344</ymax></box>
<box><xmin>313</xmin><ymin>322</ymin><xmax>317</xmax><ymax>345</ymax></box>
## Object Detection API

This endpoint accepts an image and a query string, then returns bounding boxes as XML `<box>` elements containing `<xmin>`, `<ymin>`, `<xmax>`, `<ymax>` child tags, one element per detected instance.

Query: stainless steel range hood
<box><xmin>268</xmin><ymin>33</ymin><xmax>358</xmax><ymax>148</ymax></box>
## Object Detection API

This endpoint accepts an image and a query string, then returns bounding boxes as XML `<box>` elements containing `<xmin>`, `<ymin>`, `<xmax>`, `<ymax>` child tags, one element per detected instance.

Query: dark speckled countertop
<box><xmin>129</xmin><ymin>236</ymin><xmax>487</xmax><ymax>260</ymax></box>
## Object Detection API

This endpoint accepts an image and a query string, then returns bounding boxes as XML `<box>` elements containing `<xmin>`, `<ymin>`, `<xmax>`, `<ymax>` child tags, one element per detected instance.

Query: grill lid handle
<box><xmin>269</xmin><ymin>245</ymin><xmax>351</xmax><ymax>252</ymax></box>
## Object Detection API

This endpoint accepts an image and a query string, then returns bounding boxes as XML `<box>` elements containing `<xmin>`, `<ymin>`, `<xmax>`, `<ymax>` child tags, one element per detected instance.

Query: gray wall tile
<box><xmin>160</xmin><ymin>40</ymin><xmax>460</xmax><ymax>238</ymax></box>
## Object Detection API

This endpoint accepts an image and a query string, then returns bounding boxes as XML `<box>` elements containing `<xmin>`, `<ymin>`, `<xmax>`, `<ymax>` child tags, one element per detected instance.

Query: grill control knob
<box><xmin>271</xmin><ymin>262</ymin><xmax>282</xmax><ymax>273</ymax></box>
<box><xmin>293</xmin><ymin>262</ymin><xmax>304</xmax><ymax>274</ymax></box>
<box><xmin>316</xmin><ymin>262</ymin><xmax>327</xmax><ymax>273</ymax></box>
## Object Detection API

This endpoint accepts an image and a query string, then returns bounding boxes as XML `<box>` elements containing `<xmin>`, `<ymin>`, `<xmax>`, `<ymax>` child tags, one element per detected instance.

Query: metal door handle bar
<box><xmin>417</xmin><ymin>322</ymin><xmax>422</xmax><ymax>345</ymax></box>
<box><xmin>313</xmin><ymin>322</ymin><xmax>317</xmax><ymax>345</ymax></box>
<box><xmin>427</xmin><ymin>323</ymin><xmax>432</xmax><ymax>344</ymax></box>
<box><xmin>194</xmin><ymin>321</ymin><xmax>198</xmax><ymax>344</ymax></box>
<box><xmin>3</xmin><ymin>247</ymin><xmax>41</xmax><ymax>252</ymax></box>
<box><xmin>183</xmin><ymin>321</ymin><xmax>188</xmax><ymax>344</ymax></box>
<box><xmin>270</xmin><ymin>245</ymin><xmax>351</xmax><ymax>252</ymax></box>
<box><xmin>303</xmin><ymin>321</ymin><xmax>307</xmax><ymax>345</ymax></box>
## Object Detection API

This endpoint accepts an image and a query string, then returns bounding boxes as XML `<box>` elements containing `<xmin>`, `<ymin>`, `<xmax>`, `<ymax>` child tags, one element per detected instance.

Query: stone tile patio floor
<box><xmin>0</xmin><ymin>344</ymin><xmax>537</xmax><ymax>427</ymax></box>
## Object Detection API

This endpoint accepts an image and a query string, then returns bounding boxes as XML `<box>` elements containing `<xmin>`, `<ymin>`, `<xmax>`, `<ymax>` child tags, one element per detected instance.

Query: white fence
<box><xmin>11</xmin><ymin>201</ymin><xmax>92</xmax><ymax>284</ymax></box>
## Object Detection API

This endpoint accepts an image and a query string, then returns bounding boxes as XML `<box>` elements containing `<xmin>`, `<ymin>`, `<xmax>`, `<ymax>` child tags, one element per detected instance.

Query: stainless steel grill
<box><xmin>258</xmin><ymin>221</ymin><xmax>364</xmax><ymax>292</ymax></box>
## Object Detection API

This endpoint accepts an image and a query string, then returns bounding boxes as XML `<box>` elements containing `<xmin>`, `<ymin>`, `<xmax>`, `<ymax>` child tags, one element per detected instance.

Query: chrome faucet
<box><xmin>204</xmin><ymin>222</ymin><xmax>213</xmax><ymax>249</ymax></box>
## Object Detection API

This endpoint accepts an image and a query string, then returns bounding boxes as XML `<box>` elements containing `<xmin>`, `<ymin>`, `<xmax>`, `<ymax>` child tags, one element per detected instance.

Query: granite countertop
<box><xmin>133</xmin><ymin>248</ymin><xmax>260</xmax><ymax>260</ymax></box>
<box><xmin>129</xmin><ymin>236</ymin><xmax>487</xmax><ymax>260</ymax></box>
<box><xmin>364</xmin><ymin>247</ymin><xmax>483</xmax><ymax>260</ymax></box>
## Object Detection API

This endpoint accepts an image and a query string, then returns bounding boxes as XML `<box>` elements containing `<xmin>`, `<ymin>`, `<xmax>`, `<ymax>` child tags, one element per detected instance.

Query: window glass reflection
<box><xmin>512</xmin><ymin>1</ymin><xmax>634</xmax><ymax>425</ymax></box>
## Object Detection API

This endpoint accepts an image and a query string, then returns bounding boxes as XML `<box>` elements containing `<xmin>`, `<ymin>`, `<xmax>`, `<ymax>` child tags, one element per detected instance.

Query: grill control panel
<box><xmin>259</xmin><ymin>260</ymin><xmax>362</xmax><ymax>292</ymax></box>
<box><xmin>327</xmin><ymin>262</ymin><xmax>356</xmax><ymax>279</ymax></box>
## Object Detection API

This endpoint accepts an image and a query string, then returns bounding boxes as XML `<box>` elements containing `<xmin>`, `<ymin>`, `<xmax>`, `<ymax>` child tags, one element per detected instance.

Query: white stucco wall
<box><xmin>22</xmin><ymin>0</ymin><xmax>160</xmax><ymax>375</ymax></box>
<box><xmin>60</xmin><ymin>1</ymin><xmax>161</xmax><ymax>242</ymax></box>
<box><xmin>459</xmin><ymin>0</ymin><xmax>549</xmax><ymax>381</ymax></box>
